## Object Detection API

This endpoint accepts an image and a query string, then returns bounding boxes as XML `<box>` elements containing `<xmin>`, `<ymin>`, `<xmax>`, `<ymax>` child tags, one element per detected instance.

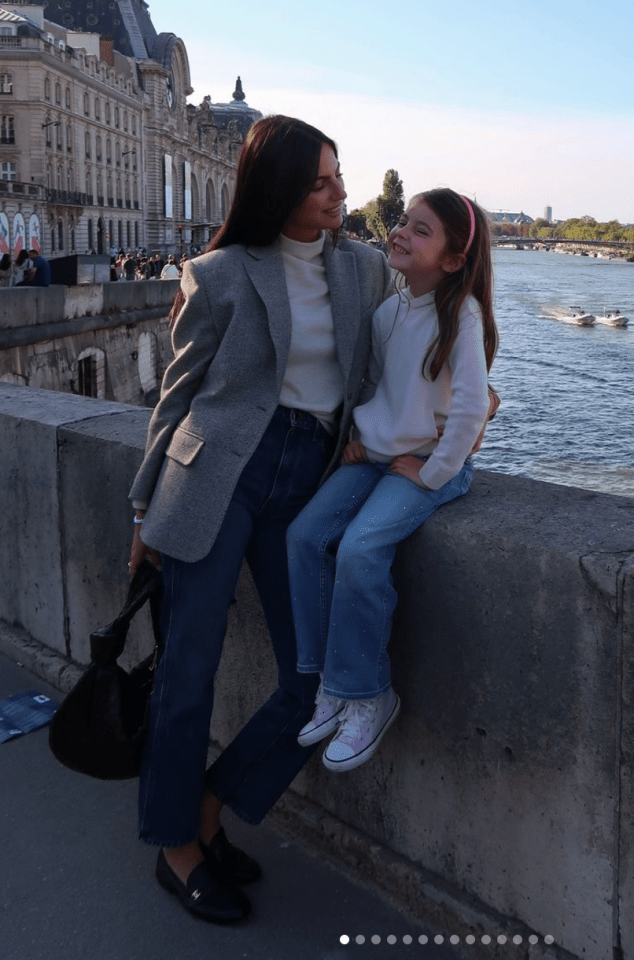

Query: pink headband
<box><xmin>460</xmin><ymin>196</ymin><xmax>476</xmax><ymax>254</ymax></box>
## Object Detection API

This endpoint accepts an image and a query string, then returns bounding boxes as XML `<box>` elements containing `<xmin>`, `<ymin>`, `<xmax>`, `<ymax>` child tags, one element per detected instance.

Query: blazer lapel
<box><xmin>324</xmin><ymin>239</ymin><xmax>361</xmax><ymax>390</ymax></box>
<box><xmin>244</xmin><ymin>244</ymin><xmax>292</xmax><ymax>386</ymax></box>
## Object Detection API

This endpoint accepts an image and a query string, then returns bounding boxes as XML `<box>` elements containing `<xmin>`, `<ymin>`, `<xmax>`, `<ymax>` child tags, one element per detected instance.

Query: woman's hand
<box><xmin>342</xmin><ymin>440</ymin><xmax>369</xmax><ymax>465</ymax></box>
<box><xmin>470</xmin><ymin>385</ymin><xmax>501</xmax><ymax>454</ymax></box>
<box><xmin>389</xmin><ymin>455</ymin><xmax>431</xmax><ymax>489</ymax></box>
<box><xmin>128</xmin><ymin>515</ymin><xmax>161</xmax><ymax>576</ymax></box>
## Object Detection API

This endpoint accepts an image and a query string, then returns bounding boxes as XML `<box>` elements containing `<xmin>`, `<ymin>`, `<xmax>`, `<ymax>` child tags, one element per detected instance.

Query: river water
<box><xmin>473</xmin><ymin>248</ymin><xmax>634</xmax><ymax>497</ymax></box>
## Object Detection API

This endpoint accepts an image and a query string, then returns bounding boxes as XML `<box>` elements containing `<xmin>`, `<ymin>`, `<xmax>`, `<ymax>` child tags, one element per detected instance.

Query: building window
<box><xmin>105</xmin><ymin>103</ymin><xmax>111</xmax><ymax>125</ymax></box>
<box><xmin>78</xmin><ymin>355</ymin><xmax>97</xmax><ymax>397</ymax></box>
<box><xmin>83</xmin><ymin>92</ymin><xmax>89</xmax><ymax>115</ymax></box>
<box><xmin>65</xmin><ymin>87</ymin><xmax>71</xmax><ymax>110</ymax></box>
<box><xmin>95</xmin><ymin>98</ymin><xmax>100</xmax><ymax>121</ymax></box>
<box><xmin>58</xmin><ymin>220</ymin><xmax>64</xmax><ymax>251</ymax></box>
<box><xmin>87</xmin><ymin>218</ymin><xmax>93</xmax><ymax>250</ymax></box>
<box><xmin>114</xmin><ymin>107</ymin><xmax>120</xmax><ymax>128</ymax></box>
<box><xmin>123</xmin><ymin>110</ymin><xmax>128</xmax><ymax>132</ymax></box>
<box><xmin>76</xmin><ymin>348</ymin><xmax>105</xmax><ymax>398</ymax></box>
<box><xmin>0</xmin><ymin>73</ymin><xmax>13</xmax><ymax>95</ymax></box>
<box><xmin>85</xmin><ymin>131</ymin><xmax>91</xmax><ymax>158</ymax></box>
<box><xmin>44</xmin><ymin>78</ymin><xmax>51</xmax><ymax>101</ymax></box>
<box><xmin>131</xmin><ymin>115</ymin><xmax>136</xmax><ymax>135</ymax></box>
<box><xmin>66</xmin><ymin>124</ymin><xmax>72</xmax><ymax>152</ymax></box>
<box><xmin>55</xmin><ymin>83</ymin><xmax>61</xmax><ymax>105</ymax></box>
<box><xmin>0</xmin><ymin>115</ymin><xmax>15</xmax><ymax>144</ymax></box>
<box><xmin>1</xmin><ymin>161</ymin><xmax>17</xmax><ymax>181</ymax></box>
<box><xmin>96</xmin><ymin>135</ymin><xmax>102</xmax><ymax>161</ymax></box>
<box><xmin>106</xmin><ymin>138</ymin><xmax>111</xmax><ymax>163</ymax></box>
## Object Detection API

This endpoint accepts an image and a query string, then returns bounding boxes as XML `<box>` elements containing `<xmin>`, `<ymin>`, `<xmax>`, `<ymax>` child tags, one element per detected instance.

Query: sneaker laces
<box><xmin>336</xmin><ymin>699</ymin><xmax>378</xmax><ymax>746</ymax></box>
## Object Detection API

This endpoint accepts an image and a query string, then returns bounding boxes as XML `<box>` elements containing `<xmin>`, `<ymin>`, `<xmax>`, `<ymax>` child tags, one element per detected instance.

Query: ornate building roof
<box><xmin>13</xmin><ymin>0</ymin><xmax>159</xmax><ymax>60</ymax></box>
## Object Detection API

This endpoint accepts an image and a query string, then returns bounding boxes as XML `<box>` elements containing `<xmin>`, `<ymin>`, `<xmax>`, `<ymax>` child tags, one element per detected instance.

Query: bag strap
<box><xmin>90</xmin><ymin>561</ymin><xmax>163</xmax><ymax>665</ymax></box>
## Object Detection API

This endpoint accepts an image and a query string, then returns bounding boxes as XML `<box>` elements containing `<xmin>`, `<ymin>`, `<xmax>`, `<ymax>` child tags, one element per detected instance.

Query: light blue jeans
<box><xmin>287</xmin><ymin>459</ymin><xmax>473</xmax><ymax>700</ymax></box>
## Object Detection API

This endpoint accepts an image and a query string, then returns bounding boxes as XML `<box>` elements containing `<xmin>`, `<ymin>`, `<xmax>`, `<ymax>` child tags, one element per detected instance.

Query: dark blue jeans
<box><xmin>138</xmin><ymin>407</ymin><xmax>332</xmax><ymax>845</ymax></box>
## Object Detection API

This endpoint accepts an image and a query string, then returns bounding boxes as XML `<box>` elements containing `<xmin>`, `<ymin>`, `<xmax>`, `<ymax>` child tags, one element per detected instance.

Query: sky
<box><xmin>146</xmin><ymin>0</ymin><xmax>634</xmax><ymax>223</ymax></box>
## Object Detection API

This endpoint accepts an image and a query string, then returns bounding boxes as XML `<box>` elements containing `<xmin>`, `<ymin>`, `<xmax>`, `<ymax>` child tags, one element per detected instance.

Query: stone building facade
<box><xmin>0</xmin><ymin>0</ymin><xmax>260</xmax><ymax>261</ymax></box>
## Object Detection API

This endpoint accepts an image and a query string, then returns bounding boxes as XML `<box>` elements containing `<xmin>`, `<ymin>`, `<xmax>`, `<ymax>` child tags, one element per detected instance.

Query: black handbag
<box><xmin>49</xmin><ymin>561</ymin><xmax>163</xmax><ymax>780</ymax></box>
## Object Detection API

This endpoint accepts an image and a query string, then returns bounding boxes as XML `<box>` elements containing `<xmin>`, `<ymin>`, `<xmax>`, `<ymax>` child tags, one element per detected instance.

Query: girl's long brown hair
<box><xmin>410</xmin><ymin>189</ymin><xmax>498</xmax><ymax>379</ymax></box>
<box><xmin>169</xmin><ymin>115</ymin><xmax>337</xmax><ymax>326</ymax></box>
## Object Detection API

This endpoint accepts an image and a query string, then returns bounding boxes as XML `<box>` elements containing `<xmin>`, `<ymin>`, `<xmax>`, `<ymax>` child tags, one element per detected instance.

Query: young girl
<box><xmin>287</xmin><ymin>188</ymin><xmax>498</xmax><ymax>772</ymax></box>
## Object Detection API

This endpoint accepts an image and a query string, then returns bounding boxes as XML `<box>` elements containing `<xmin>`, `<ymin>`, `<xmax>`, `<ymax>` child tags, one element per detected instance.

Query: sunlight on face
<box><xmin>283</xmin><ymin>144</ymin><xmax>347</xmax><ymax>243</ymax></box>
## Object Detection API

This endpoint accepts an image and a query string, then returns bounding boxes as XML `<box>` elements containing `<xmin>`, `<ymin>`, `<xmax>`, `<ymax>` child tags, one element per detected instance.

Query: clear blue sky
<box><xmin>147</xmin><ymin>0</ymin><xmax>634</xmax><ymax>222</ymax></box>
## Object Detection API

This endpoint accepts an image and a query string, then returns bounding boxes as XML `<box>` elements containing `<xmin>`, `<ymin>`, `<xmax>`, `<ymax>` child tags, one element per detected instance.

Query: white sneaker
<box><xmin>298</xmin><ymin>680</ymin><xmax>346</xmax><ymax>747</ymax></box>
<box><xmin>322</xmin><ymin>688</ymin><xmax>400</xmax><ymax>772</ymax></box>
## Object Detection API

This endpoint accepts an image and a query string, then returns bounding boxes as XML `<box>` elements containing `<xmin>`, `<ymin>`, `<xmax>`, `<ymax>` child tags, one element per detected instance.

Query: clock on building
<box><xmin>166</xmin><ymin>70</ymin><xmax>176</xmax><ymax>110</ymax></box>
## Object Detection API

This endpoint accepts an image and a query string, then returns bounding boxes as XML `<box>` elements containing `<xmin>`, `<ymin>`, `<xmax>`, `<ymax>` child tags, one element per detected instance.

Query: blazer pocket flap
<box><xmin>165</xmin><ymin>427</ymin><xmax>205</xmax><ymax>466</ymax></box>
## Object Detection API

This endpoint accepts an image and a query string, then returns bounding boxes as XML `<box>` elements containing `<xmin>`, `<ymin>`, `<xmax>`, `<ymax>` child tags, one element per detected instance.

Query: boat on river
<box><xmin>549</xmin><ymin>306</ymin><xmax>596</xmax><ymax>326</ymax></box>
<box><xmin>594</xmin><ymin>309</ymin><xmax>629</xmax><ymax>328</ymax></box>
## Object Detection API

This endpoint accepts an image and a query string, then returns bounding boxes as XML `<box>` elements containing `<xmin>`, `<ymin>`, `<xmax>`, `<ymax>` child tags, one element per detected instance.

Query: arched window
<box><xmin>76</xmin><ymin>348</ymin><xmax>106</xmax><ymax>399</ymax></box>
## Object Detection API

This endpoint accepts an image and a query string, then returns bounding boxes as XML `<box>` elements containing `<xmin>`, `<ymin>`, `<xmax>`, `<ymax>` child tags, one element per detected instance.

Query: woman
<box><xmin>128</xmin><ymin>115</ymin><xmax>392</xmax><ymax>924</ymax></box>
<box><xmin>0</xmin><ymin>253</ymin><xmax>12</xmax><ymax>287</ymax></box>
<box><xmin>11</xmin><ymin>249</ymin><xmax>30</xmax><ymax>286</ymax></box>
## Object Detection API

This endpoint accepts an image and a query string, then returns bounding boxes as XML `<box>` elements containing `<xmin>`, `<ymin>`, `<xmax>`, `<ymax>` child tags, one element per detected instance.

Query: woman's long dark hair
<box><xmin>412</xmin><ymin>189</ymin><xmax>498</xmax><ymax>379</ymax></box>
<box><xmin>170</xmin><ymin>115</ymin><xmax>337</xmax><ymax>323</ymax></box>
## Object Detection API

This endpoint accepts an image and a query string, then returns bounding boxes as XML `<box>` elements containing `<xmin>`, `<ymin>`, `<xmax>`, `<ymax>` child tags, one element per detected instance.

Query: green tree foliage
<box><xmin>378</xmin><ymin>169</ymin><xmax>405</xmax><ymax>234</ymax></box>
<box><xmin>346</xmin><ymin>208</ymin><xmax>369</xmax><ymax>238</ymax></box>
<box><xmin>528</xmin><ymin>218</ymin><xmax>634</xmax><ymax>242</ymax></box>
<box><xmin>355</xmin><ymin>170</ymin><xmax>406</xmax><ymax>241</ymax></box>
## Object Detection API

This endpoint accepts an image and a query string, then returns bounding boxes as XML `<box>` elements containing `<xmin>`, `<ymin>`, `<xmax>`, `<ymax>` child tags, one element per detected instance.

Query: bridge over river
<box><xmin>494</xmin><ymin>236</ymin><xmax>634</xmax><ymax>256</ymax></box>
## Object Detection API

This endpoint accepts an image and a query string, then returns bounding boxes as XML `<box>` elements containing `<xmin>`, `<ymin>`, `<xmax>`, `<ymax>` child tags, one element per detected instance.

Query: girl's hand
<box><xmin>342</xmin><ymin>440</ymin><xmax>369</xmax><ymax>465</ymax></box>
<box><xmin>129</xmin><ymin>520</ymin><xmax>161</xmax><ymax>576</ymax></box>
<box><xmin>389</xmin><ymin>455</ymin><xmax>432</xmax><ymax>489</ymax></box>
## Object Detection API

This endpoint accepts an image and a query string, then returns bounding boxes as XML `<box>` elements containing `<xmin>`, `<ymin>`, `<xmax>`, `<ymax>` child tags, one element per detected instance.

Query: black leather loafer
<box><xmin>156</xmin><ymin>849</ymin><xmax>251</xmax><ymax>923</ymax></box>
<box><xmin>199</xmin><ymin>826</ymin><xmax>262</xmax><ymax>885</ymax></box>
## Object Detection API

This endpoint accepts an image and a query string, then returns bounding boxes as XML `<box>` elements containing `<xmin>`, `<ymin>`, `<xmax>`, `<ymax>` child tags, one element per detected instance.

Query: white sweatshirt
<box><xmin>353</xmin><ymin>288</ymin><xmax>490</xmax><ymax>489</ymax></box>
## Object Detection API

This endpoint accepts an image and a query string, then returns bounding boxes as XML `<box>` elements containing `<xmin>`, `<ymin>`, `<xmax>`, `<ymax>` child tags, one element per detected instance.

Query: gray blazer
<box><xmin>129</xmin><ymin>235</ymin><xmax>392</xmax><ymax>562</ymax></box>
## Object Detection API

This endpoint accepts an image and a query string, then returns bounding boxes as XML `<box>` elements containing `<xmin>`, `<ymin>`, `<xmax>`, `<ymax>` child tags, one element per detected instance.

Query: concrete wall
<box><xmin>1</xmin><ymin>382</ymin><xmax>633</xmax><ymax>960</ymax></box>
<box><xmin>0</xmin><ymin>280</ymin><xmax>178</xmax><ymax>404</ymax></box>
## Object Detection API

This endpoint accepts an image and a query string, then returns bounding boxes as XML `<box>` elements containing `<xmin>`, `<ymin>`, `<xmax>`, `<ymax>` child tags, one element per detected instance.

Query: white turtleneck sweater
<box><xmin>353</xmin><ymin>289</ymin><xmax>490</xmax><ymax>490</ymax></box>
<box><xmin>278</xmin><ymin>232</ymin><xmax>343</xmax><ymax>432</ymax></box>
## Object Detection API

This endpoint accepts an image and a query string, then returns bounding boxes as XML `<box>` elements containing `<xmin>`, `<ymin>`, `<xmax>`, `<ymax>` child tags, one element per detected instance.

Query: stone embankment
<box><xmin>0</xmin><ymin>280</ymin><xmax>178</xmax><ymax>404</ymax></box>
<box><xmin>1</xmin><ymin>382</ymin><xmax>633</xmax><ymax>960</ymax></box>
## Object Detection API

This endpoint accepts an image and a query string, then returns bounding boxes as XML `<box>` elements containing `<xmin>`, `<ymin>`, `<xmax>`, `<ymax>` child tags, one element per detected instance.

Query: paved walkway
<box><xmin>0</xmin><ymin>653</ymin><xmax>461</xmax><ymax>960</ymax></box>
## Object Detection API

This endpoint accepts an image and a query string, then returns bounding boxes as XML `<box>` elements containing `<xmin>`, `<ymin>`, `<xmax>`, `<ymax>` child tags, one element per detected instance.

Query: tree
<box><xmin>377</xmin><ymin>169</ymin><xmax>404</xmax><ymax>237</ymax></box>
<box><xmin>346</xmin><ymin>208</ymin><xmax>369</xmax><ymax>238</ymax></box>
